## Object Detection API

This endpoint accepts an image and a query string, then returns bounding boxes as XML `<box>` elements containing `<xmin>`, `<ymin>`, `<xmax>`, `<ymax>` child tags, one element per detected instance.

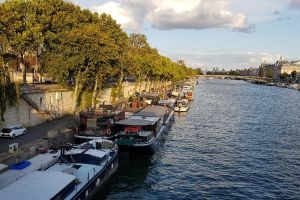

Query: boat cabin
<box><xmin>78</xmin><ymin>109</ymin><xmax>125</xmax><ymax>137</ymax></box>
<box><xmin>141</xmin><ymin>92</ymin><xmax>160</xmax><ymax>105</ymax></box>
<box><xmin>116</xmin><ymin>116</ymin><xmax>159</xmax><ymax>143</ymax></box>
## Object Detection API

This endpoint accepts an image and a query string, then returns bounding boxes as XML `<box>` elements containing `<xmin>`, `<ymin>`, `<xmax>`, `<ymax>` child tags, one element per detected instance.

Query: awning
<box><xmin>125</xmin><ymin>126</ymin><xmax>142</xmax><ymax>133</ymax></box>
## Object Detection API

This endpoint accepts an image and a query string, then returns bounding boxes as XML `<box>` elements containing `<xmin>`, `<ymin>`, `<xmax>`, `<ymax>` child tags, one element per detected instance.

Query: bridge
<box><xmin>198</xmin><ymin>75</ymin><xmax>268</xmax><ymax>84</ymax></box>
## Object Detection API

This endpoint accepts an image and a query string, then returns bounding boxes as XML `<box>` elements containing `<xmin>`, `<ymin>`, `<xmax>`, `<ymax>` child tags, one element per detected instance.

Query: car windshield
<box><xmin>2</xmin><ymin>128</ymin><xmax>12</xmax><ymax>133</ymax></box>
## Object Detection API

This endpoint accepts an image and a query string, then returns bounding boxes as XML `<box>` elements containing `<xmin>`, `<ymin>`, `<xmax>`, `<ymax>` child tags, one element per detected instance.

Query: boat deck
<box><xmin>134</xmin><ymin>105</ymin><xmax>171</xmax><ymax>117</ymax></box>
<box><xmin>46</xmin><ymin>149</ymin><xmax>115</xmax><ymax>200</ymax></box>
<box><xmin>0</xmin><ymin>151</ymin><xmax>60</xmax><ymax>190</ymax></box>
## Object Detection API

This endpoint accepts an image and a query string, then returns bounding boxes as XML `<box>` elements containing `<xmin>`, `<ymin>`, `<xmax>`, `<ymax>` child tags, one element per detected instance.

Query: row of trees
<box><xmin>0</xmin><ymin>0</ymin><xmax>198</xmax><ymax>112</ymax></box>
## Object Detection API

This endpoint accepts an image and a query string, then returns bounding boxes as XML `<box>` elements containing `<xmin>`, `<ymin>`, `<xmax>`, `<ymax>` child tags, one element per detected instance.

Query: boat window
<box><xmin>64</xmin><ymin>154</ymin><xmax>107</xmax><ymax>165</ymax></box>
<box><xmin>72</xmin><ymin>165</ymin><xmax>81</xmax><ymax>169</ymax></box>
<box><xmin>51</xmin><ymin>181</ymin><xmax>75</xmax><ymax>200</ymax></box>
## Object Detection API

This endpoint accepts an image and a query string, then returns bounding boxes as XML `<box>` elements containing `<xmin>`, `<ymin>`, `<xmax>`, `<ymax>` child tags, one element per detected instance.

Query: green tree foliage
<box><xmin>127</xmin><ymin>33</ymin><xmax>197</xmax><ymax>82</ymax></box>
<box><xmin>0</xmin><ymin>35</ymin><xmax>20</xmax><ymax>121</ymax></box>
<box><xmin>265</xmin><ymin>68</ymin><xmax>273</xmax><ymax>79</ymax></box>
<box><xmin>0</xmin><ymin>0</ymin><xmax>198</xmax><ymax>111</ymax></box>
<box><xmin>280</xmin><ymin>72</ymin><xmax>289</xmax><ymax>80</ymax></box>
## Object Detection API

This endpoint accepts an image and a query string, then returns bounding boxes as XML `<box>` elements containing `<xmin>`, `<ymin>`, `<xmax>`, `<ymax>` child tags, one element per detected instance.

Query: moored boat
<box><xmin>116</xmin><ymin>106</ymin><xmax>174</xmax><ymax>151</ymax></box>
<box><xmin>73</xmin><ymin>108</ymin><xmax>126</xmax><ymax>143</ymax></box>
<box><xmin>174</xmin><ymin>99</ymin><xmax>190</xmax><ymax>112</ymax></box>
<box><xmin>0</xmin><ymin>139</ymin><xmax>118</xmax><ymax>200</ymax></box>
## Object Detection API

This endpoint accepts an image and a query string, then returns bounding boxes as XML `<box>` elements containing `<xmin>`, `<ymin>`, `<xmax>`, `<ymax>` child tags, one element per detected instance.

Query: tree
<box><xmin>266</xmin><ymin>69</ymin><xmax>273</xmax><ymax>79</ymax></box>
<box><xmin>0</xmin><ymin>38</ymin><xmax>19</xmax><ymax>121</ymax></box>
<box><xmin>0</xmin><ymin>0</ymin><xmax>48</xmax><ymax>83</ymax></box>
<box><xmin>195</xmin><ymin>68</ymin><xmax>203</xmax><ymax>75</ymax></box>
<box><xmin>279</xmin><ymin>72</ymin><xmax>289</xmax><ymax>80</ymax></box>
<box><xmin>291</xmin><ymin>71</ymin><xmax>297</xmax><ymax>79</ymax></box>
<box><xmin>258</xmin><ymin>67</ymin><xmax>264</xmax><ymax>77</ymax></box>
<box><xmin>0</xmin><ymin>0</ymin><xmax>198</xmax><ymax>112</ymax></box>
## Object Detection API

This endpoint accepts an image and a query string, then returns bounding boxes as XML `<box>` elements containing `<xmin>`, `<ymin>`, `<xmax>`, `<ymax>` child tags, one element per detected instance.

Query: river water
<box><xmin>96</xmin><ymin>79</ymin><xmax>300</xmax><ymax>200</ymax></box>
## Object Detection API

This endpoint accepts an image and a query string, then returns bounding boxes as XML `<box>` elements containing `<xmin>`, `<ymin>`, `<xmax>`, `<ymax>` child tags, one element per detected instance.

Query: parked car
<box><xmin>0</xmin><ymin>125</ymin><xmax>27</xmax><ymax>139</ymax></box>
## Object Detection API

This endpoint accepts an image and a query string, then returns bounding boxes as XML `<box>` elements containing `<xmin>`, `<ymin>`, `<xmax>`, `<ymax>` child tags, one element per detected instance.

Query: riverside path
<box><xmin>0</xmin><ymin>115</ymin><xmax>75</xmax><ymax>154</ymax></box>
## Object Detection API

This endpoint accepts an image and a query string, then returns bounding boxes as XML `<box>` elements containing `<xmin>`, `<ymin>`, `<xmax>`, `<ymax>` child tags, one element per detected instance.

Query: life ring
<box><xmin>106</xmin><ymin>129</ymin><xmax>112</xmax><ymax>136</ymax></box>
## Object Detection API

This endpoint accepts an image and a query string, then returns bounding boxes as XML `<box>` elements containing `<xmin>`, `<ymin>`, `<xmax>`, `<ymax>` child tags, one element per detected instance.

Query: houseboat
<box><xmin>0</xmin><ymin>139</ymin><xmax>118</xmax><ymax>200</ymax></box>
<box><xmin>116</xmin><ymin>105</ymin><xmax>174</xmax><ymax>151</ymax></box>
<box><xmin>73</xmin><ymin>107</ymin><xmax>126</xmax><ymax>144</ymax></box>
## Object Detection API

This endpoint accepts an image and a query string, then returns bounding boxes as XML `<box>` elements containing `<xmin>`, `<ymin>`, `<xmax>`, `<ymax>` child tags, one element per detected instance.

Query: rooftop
<box><xmin>0</xmin><ymin>171</ymin><xmax>75</xmax><ymax>200</ymax></box>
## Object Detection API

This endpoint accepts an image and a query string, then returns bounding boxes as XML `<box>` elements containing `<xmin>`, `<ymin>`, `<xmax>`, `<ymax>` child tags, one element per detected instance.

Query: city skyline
<box><xmin>70</xmin><ymin>0</ymin><xmax>300</xmax><ymax>69</ymax></box>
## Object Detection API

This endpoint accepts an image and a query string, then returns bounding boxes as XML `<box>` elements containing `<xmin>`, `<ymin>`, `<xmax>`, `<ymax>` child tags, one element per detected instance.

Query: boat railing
<box><xmin>87</xmin><ymin>167</ymin><xmax>96</xmax><ymax>182</ymax></box>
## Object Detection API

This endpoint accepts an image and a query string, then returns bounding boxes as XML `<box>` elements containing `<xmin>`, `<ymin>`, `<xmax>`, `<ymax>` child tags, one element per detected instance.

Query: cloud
<box><xmin>290</xmin><ymin>0</ymin><xmax>300</xmax><ymax>9</ymax></box>
<box><xmin>168</xmin><ymin>51</ymin><xmax>281</xmax><ymax>69</ymax></box>
<box><xmin>148</xmin><ymin>0</ymin><xmax>254</xmax><ymax>32</ymax></box>
<box><xmin>92</xmin><ymin>0</ymin><xmax>154</xmax><ymax>32</ymax></box>
<box><xmin>91</xmin><ymin>0</ymin><xmax>254</xmax><ymax>33</ymax></box>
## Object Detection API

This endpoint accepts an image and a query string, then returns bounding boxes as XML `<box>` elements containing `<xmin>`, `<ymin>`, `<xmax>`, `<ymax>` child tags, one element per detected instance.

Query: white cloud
<box><xmin>91</xmin><ymin>0</ymin><xmax>254</xmax><ymax>32</ymax></box>
<box><xmin>92</xmin><ymin>1</ymin><xmax>145</xmax><ymax>31</ymax></box>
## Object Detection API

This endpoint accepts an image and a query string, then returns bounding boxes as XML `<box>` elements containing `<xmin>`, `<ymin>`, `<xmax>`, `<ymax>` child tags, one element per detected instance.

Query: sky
<box><xmin>20</xmin><ymin>0</ymin><xmax>300</xmax><ymax>69</ymax></box>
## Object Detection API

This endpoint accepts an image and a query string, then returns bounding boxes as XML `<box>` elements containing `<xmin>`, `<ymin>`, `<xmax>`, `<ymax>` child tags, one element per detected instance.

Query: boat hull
<box><xmin>71</xmin><ymin>151</ymin><xmax>119</xmax><ymax>200</ymax></box>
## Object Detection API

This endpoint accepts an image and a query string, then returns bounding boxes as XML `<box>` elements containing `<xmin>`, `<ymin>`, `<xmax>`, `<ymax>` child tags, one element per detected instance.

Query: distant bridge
<box><xmin>198</xmin><ymin>75</ymin><xmax>268</xmax><ymax>84</ymax></box>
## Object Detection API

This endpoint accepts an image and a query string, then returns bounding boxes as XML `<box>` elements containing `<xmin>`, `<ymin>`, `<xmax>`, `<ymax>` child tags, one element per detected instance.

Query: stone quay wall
<box><xmin>2</xmin><ymin>80</ymin><xmax>172</xmax><ymax>128</ymax></box>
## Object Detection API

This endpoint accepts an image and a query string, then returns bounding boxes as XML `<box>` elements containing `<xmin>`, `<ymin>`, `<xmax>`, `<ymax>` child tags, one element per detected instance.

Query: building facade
<box><xmin>260</xmin><ymin>59</ymin><xmax>300</xmax><ymax>80</ymax></box>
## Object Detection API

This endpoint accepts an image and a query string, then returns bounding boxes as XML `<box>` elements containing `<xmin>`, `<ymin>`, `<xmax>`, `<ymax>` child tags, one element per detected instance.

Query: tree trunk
<box><xmin>144</xmin><ymin>78</ymin><xmax>149</xmax><ymax>92</ymax></box>
<box><xmin>92</xmin><ymin>77</ymin><xmax>99</xmax><ymax>109</ymax></box>
<box><xmin>72</xmin><ymin>74</ymin><xmax>81</xmax><ymax>113</ymax></box>
<box><xmin>20</xmin><ymin>54</ymin><xmax>26</xmax><ymax>84</ymax></box>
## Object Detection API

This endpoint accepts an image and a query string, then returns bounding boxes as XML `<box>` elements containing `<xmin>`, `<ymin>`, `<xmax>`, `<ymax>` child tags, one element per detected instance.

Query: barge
<box><xmin>0</xmin><ymin>139</ymin><xmax>118</xmax><ymax>200</ymax></box>
<box><xmin>116</xmin><ymin>105</ymin><xmax>174</xmax><ymax>151</ymax></box>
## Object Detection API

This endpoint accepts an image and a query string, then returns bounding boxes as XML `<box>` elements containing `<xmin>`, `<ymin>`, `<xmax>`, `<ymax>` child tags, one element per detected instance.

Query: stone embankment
<box><xmin>2</xmin><ymin>80</ymin><xmax>172</xmax><ymax>128</ymax></box>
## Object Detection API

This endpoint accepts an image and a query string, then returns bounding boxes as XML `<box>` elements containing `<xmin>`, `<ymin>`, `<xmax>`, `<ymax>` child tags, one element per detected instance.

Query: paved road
<box><xmin>0</xmin><ymin>115</ymin><xmax>76</xmax><ymax>153</ymax></box>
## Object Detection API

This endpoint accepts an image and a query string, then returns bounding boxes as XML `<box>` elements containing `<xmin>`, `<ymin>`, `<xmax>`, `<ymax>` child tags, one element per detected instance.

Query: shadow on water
<box><xmin>94</xmin><ymin>151</ymin><xmax>155</xmax><ymax>199</ymax></box>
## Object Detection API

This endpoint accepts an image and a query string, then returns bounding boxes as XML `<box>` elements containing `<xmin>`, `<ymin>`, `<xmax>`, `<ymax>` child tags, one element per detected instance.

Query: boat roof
<box><xmin>66</xmin><ymin>148</ymin><xmax>107</xmax><ymax>158</ymax></box>
<box><xmin>0</xmin><ymin>151</ymin><xmax>60</xmax><ymax>190</ymax></box>
<box><xmin>0</xmin><ymin>171</ymin><xmax>75</xmax><ymax>200</ymax></box>
<box><xmin>116</xmin><ymin>106</ymin><xmax>169</xmax><ymax>126</ymax></box>
<box><xmin>116</xmin><ymin>118</ymin><xmax>156</xmax><ymax>126</ymax></box>
<box><xmin>134</xmin><ymin>106</ymin><xmax>169</xmax><ymax>117</ymax></box>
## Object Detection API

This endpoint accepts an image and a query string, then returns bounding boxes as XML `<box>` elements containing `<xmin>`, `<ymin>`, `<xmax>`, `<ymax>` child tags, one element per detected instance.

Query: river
<box><xmin>96</xmin><ymin>79</ymin><xmax>300</xmax><ymax>199</ymax></box>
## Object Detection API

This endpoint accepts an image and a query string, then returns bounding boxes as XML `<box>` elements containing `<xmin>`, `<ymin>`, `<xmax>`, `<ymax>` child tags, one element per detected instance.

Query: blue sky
<box><xmin>57</xmin><ymin>1</ymin><xmax>300</xmax><ymax>69</ymax></box>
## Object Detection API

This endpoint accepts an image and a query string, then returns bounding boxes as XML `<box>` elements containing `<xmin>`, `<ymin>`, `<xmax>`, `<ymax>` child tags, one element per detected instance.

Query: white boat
<box><xmin>276</xmin><ymin>83</ymin><xmax>286</xmax><ymax>88</ymax></box>
<box><xmin>174</xmin><ymin>99</ymin><xmax>190</xmax><ymax>112</ymax></box>
<box><xmin>158</xmin><ymin>99</ymin><xmax>176</xmax><ymax>108</ymax></box>
<box><xmin>0</xmin><ymin>139</ymin><xmax>118</xmax><ymax>200</ymax></box>
<box><xmin>287</xmin><ymin>84</ymin><xmax>299</xmax><ymax>90</ymax></box>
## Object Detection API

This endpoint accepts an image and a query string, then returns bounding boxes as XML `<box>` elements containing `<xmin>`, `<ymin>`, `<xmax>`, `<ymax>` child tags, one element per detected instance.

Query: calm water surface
<box><xmin>96</xmin><ymin>79</ymin><xmax>300</xmax><ymax>200</ymax></box>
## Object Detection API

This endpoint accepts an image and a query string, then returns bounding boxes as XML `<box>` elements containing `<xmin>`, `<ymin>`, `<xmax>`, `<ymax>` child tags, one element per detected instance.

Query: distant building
<box><xmin>239</xmin><ymin>67</ymin><xmax>259</xmax><ymax>76</ymax></box>
<box><xmin>281</xmin><ymin>61</ymin><xmax>300</xmax><ymax>74</ymax></box>
<box><xmin>259</xmin><ymin>58</ymin><xmax>300</xmax><ymax>80</ymax></box>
